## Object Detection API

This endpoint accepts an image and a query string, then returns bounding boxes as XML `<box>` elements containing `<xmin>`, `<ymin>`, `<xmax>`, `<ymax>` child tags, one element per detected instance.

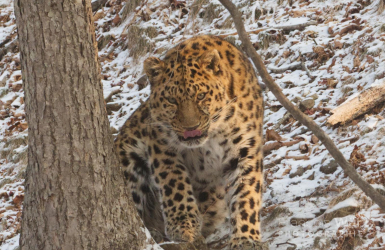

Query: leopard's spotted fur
<box><xmin>115</xmin><ymin>35</ymin><xmax>264</xmax><ymax>249</ymax></box>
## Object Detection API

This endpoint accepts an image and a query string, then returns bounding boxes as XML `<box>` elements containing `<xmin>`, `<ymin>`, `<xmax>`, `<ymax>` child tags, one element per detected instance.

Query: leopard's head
<box><xmin>144</xmin><ymin>49</ymin><xmax>229</xmax><ymax>148</ymax></box>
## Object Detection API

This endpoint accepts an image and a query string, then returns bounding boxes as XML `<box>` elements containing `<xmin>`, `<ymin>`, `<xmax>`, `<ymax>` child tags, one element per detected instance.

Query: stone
<box><xmin>136</xmin><ymin>75</ymin><xmax>149</xmax><ymax>90</ymax></box>
<box><xmin>299</xmin><ymin>98</ymin><xmax>315</xmax><ymax>111</ymax></box>
<box><xmin>289</xmin><ymin>166</ymin><xmax>305</xmax><ymax>178</ymax></box>
<box><xmin>320</xmin><ymin>160</ymin><xmax>338</xmax><ymax>174</ymax></box>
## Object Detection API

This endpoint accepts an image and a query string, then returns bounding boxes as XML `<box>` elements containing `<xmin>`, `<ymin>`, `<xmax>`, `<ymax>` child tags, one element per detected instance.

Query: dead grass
<box><xmin>200</xmin><ymin>3</ymin><xmax>221</xmax><ymax>23</ymax></box>
<box><xmin>0</xmin><ymin>135</ymin><xmax>28</xmax><ymax>165</ymax></box>
<box><xmin>264</xmin><ymin>206</ymin><xmax>291</xmax><ymax>224</ymax></box>
<box><xmin>125</xmin><ymin>25</ymin><xmax>156</xmax><ymax>60</ymax></box>
<box><xmin>329</xmin><ymin>188</ymin><xmax>358</xmax><ymax>207</ymax></box>
<box><xmin>120</xmin><ymin>0</ymin><xmax>142</xmax><ymax>22</ymax></box>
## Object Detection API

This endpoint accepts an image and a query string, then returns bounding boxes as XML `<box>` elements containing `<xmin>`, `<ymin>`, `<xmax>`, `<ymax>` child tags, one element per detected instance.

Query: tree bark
<box><xmin>14</xmin><ymin>0</ymin><xmax>149</xmax><ymax>249</ymax></box>
<box><xmin>218</xmin><ymin>0</ymin><xmax>385</xmax><ymax>211</ymax></box>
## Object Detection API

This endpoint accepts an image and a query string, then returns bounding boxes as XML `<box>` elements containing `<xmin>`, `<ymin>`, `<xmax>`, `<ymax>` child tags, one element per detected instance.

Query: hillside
<box><xmin>0</xmin><ymin>0</ymin><xmax>385</xmax><ymax>249</ymax></box>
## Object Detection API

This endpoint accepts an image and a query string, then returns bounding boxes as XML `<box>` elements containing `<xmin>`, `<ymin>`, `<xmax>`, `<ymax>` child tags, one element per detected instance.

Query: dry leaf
<box><xmin>282</xmin><ymin>166</ymin><xmax>292</xmax><ymax>176</ymax></box>
<box><xmin>266</xmin><ymin>129</ymin><xmax>283</xmax><ymax>141</ymax></box>
<box><xmin>353</xmin><ymin>56</ymin><xmax>361</xmax><ymax>68</ymax></box>
<box><xmin>311</xmin><ymin>135</ymin><xmax>319</xmax><ymax>144</ymax></box>
<box><xmin>366</xmin><ymin>55</ymin><xmax>374</xmax><ymax>64</ymax></box>
<box><xmin>349</xmin><ymin>145</ymin><xmax>366</xmax><ymax>168</ymax></box>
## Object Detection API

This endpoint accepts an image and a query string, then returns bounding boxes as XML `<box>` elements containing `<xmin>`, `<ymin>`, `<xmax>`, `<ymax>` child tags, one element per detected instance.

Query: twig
<box><xmin>301</xmin><ymin>61</ymin><xmax>315</xmax><ymax>80</ymax></box>
<box><xmin>218</xmin><ymin>0</ymin><xmax>385</xmax><ymax>211</ymax></box>
<box><xmin>104</xmin><ymin>88</ymin><xmax>122</xmax><ymax>103</ymax></box>
<box><xmin>276</xmin><ymin>241</ymin><xmax>297</xmax><ymax>249</ymax></box>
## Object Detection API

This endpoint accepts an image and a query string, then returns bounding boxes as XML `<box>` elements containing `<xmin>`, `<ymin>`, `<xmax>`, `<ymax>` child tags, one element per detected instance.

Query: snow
<box><xmin>326</xmin><ymin>196</ymin><xmax>359</xmax><ymax>214</ymax></box>
<box><xmin>0</xmin><ymin>0</ymin><xmax>384</xmax><ymax>249</ymax></box>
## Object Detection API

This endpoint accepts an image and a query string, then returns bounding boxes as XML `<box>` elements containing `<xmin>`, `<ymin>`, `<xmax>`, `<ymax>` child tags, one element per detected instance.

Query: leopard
<box><xmin>115</xmin><ymin>35</ymin><xmax>265</xmax><ymax>250</ymax></box>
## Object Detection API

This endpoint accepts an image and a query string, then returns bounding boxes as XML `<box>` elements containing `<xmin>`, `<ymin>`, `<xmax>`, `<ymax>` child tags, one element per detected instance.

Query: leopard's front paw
<box><xmin>166</xmin><ymin>212</ymin><xmax>202</xmax><ymax>242</ymax></box>
<box><xmin>229</xmin><ymin>237</ymin><xmax>269</xmax><ymax>250</ymax></box>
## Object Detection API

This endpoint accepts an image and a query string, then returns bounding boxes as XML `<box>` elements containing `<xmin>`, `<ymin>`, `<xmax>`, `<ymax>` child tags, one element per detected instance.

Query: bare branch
<box><xmin>218</xmin><ymin>0</ymin><xmax>385</xmax><ymax>211</ymax></box>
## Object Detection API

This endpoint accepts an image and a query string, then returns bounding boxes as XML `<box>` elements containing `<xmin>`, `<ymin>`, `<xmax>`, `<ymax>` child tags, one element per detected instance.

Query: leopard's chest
<box><xmin>179</xmin><ymin>132</ymin><xmax>240</xmax><ymax>189</ymax></box>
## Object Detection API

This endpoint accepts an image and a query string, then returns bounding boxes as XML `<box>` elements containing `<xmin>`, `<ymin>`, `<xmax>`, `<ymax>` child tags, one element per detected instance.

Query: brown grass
<box><xmin>125</xmin><ymin>25</ymin><xmax>156</xmax><ymax>60</ymax></box>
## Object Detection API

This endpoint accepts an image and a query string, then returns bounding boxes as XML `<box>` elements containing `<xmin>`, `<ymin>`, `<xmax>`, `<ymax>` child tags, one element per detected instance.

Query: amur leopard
<box><xmin>115</xmin><ymin>35</ymin><xmax>264</xmax><ymax>249</ymax></box>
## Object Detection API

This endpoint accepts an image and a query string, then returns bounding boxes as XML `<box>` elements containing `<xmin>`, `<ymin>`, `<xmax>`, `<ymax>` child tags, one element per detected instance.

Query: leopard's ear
<box><xmin>143</xmin><ymin>57</ymin><xmax>166</xmax><ymax>85</ymax></box>
<box><xmin>199</xmin><ymin>49</ymin><xmax>221</xmax><ymax>75</ymax></box>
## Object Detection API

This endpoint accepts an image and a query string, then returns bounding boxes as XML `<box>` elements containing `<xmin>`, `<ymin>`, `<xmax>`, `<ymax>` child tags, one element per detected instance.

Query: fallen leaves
<box><xmin>266</xmin><ymin>129</ymin><xmax>283</xmax><ymax>141</ymax></box>
<box><xmin>349</xmin><ymin>145</ymin><xmax>366</xmax><ymax>168</ymax></box>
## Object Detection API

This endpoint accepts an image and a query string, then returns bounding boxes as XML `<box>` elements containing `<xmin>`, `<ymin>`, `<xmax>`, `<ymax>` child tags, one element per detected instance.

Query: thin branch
<box><xmin>218</xmin><ymin>0</ymin><xmax>385</xmax><ymax>211</ymax></box>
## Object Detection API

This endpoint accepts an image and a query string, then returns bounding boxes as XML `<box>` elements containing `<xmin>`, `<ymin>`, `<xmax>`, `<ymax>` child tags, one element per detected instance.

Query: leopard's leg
<box><xmin>150</xmin><ymin>142</ymin><xmax>202</xmax><ymax>242</ymax></box>
<box><xmin>194</xmin><ymin>185</ymin><xmax>228</xmax><ymax>237</ymax></box>
<box><xmin>115</xmin><ymin>134</ymin><xmax>165</xmax><ymax>241</ymax></box>
<box><xmin>228</xmin><ymin>144</ymin><xmax>264</xmax><ymax>250</ymax></box>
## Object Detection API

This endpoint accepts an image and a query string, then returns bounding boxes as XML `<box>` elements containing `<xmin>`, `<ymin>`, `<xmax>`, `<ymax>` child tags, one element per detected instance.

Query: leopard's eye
<box><xmin>167</xmin><ymin>97</ymin><xmax>177</xmax><ymax>104</ymax></box>
<box><xmin>197</xmin><ymin>92</ymin><xmax>206</xmax><ymax>100</ymax></box>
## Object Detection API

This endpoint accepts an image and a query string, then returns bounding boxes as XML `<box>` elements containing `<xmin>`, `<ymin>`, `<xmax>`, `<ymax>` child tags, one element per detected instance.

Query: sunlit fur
<box><xmin>115</xmin><ymin>35</ymin><xmax>264</xmax><ymax>249</ymax></box>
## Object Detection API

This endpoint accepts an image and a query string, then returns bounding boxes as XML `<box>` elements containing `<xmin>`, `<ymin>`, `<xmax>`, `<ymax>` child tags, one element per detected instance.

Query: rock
<box><xmin>307</xmin><ymin>171</ymin><xmax>315</xmax><ymax>180</ymax></box>
<box><xmin>320</xmin><ymin>160</ymin><xmax>338</xmax><ymax>174</ymax></box>
<box><xmin>136</xmin><ymin>75</ymin><xmax>149</xmax><ymax>90</ymax></box>
<box><xmin>310</xmin><ymin>93</ymin><xmax>318</xmax><ymax>100</ymax></box>
<box><xmin>106</xmin><ymin>103</ymin><xmax>122</xmax><ymax>115</ymax></box>
<box><xmin>289</xmin><ymin>166</ymin><xmax>305</xmax><ymax>178</ymax></box>
<box><xmin>299</xmin><ymin>98</ymin><xmax>315</xmax><ymax>111</ymax></box>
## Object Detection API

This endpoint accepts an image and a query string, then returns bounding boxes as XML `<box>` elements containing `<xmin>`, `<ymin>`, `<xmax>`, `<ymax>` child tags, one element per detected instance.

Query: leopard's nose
<box><xmin>183</xmin><ymin>123</ymin><xmax>201</xmax><ymax>131</ymax></box>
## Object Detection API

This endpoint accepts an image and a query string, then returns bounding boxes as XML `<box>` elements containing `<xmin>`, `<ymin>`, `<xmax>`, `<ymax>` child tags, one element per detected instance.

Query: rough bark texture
<box><xmin>14</xmin><ymin>0</ymin><xmax>149</xmax><ymax>249</ymax></box>
<box><xmin>218</xmin><ymin>0</ymin><xmax>385</xmax><ymax>211</ymax></box>
<box><xmin>328</xmin><ymin>80</ymin><xmax>385</xmax><ymax>125</ymax></box>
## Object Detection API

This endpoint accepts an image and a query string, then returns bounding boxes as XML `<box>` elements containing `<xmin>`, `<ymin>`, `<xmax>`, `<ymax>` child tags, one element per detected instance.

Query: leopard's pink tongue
<box><xmin>183</xmin><ymin>130</ymin><xmax>202</xmax><ymax>139</ymax></box>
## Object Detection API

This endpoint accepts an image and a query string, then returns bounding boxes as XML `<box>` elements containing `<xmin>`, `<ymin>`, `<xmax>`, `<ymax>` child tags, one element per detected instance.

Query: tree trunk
<box><xmin>14</xmin><ymin>0</ymin><xmax>149</xmax><ymax>249</ymax></box>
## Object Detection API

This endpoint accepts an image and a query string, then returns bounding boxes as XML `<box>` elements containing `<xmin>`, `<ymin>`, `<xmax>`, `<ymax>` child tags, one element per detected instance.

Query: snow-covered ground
<box><xmin>0</xmin><ymin>0</ymin><xmax>384</xmax><ymax>249</ymax></box>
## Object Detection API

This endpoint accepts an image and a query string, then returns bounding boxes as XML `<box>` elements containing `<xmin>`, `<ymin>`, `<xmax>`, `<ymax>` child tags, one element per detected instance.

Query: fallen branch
<box><xmin>218</xmin><ymin>28</ymin><xmax>267</xmax><ymax>39</ymax></box>
<box><xmin>218</xmin><ymin>0</ymin><xmax>385</xmax><ymax>211</ymax></box>
<box><xmin>301</xmin><ymin>61</ymin><xmax>315</xmax><ymax>80</ymax></box>
<box><xmin>218</xmin><ymin>21</ymin><xmax>317</xmax><ymax>39</ymax></box>
<box><xmin>327</xmin><ymin>80</ymin><xmax>385</xmax><ymax>126</ymax></box>
<box><xmin>329</xmin><ymin>24</ymin><xmax>362</xmax><ymax>37</ymax></box>
<box><xmin>285</xmin><ymin>155</ymin><xmax>310</xmax><ymax>161</ymax></box>
<box><xmin>104</xmin><ymin>88</ymin><xmax>122</xmax><ymax>103</ymax></box>
<box><xmin>264</xmin><ymin>140</ymin><xmax>300</xmax><ymax>155</ymax></box>
<box><xmin>274</xmin><ymin>20</ymin><xmax>317</xmax><ymax>32</ymax></box>
<box><xmin>268</xmin><ymin>61</ymin><xmax>302</xmax><ymax>74</ymax></box>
